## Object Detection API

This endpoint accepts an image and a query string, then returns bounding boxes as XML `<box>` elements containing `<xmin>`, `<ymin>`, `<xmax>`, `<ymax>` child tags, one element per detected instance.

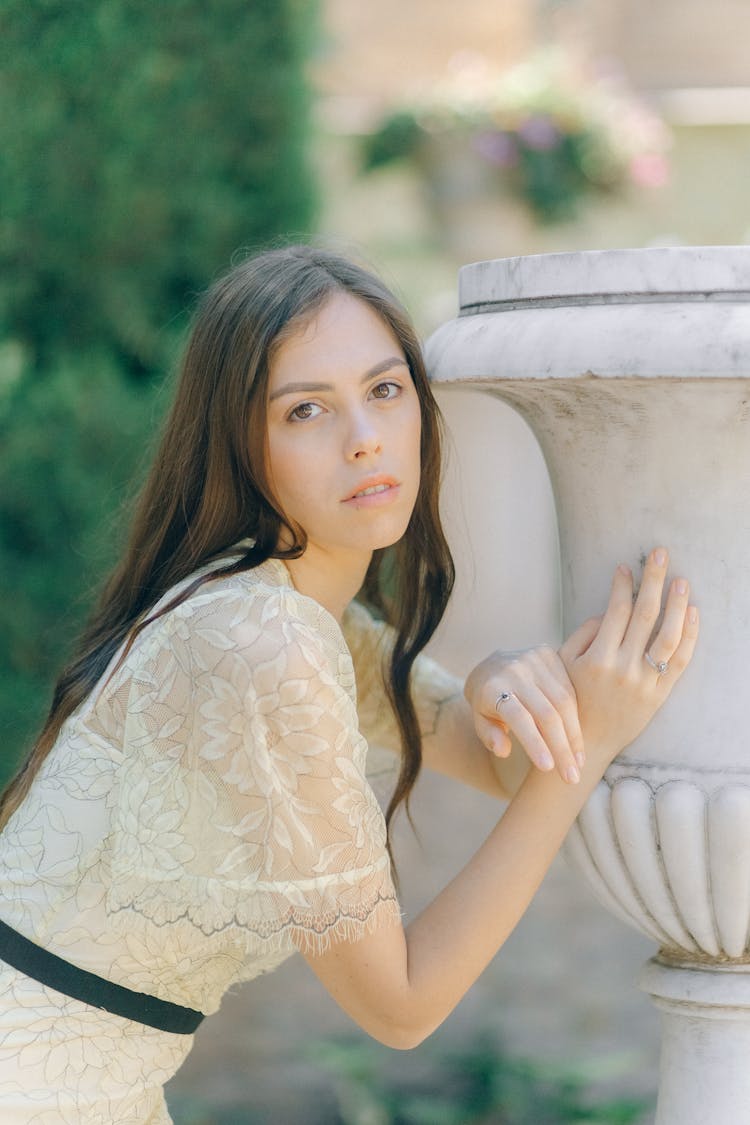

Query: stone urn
<box><xmin>425</xmin><ymin>246</ymin><xmax>750</xmax><ymax>1125</ymax></box>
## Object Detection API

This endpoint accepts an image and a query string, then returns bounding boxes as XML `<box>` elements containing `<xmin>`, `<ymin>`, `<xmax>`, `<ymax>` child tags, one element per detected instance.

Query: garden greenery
<box><xmin>311</xmin><ymin>1031</ymin><xmax>652</xmax><ymax>1125</ymax></box>
<box><xmin>0</xmin><ymin>0</ymin><xmax>318</xmax><ymax>783</ymax></box>
<box><xmin>0</xmin><ymin>0</ymin><xmax>318</xmax><ymax>373</ymax></box>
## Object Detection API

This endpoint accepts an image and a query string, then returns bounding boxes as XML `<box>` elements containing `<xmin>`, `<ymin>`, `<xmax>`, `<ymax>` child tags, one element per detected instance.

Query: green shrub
<box><xmin>311</xmin><ymin>1032</ymin><xmax>652</xmax><ymax>1125</ymax></box>
<box><xmin>0</xmin><ymin>0</ymin><xmax>319</xmax><ymax>783</ymax></box>
<box><xmin>0</xmin><ymin>349</ymin><xmax>165</xmax><ymax>784</ymax></box>
<box><xmin>0</xmin><ymin>0</ymin><xmax>318</xmax><ymax>373</ymax></box>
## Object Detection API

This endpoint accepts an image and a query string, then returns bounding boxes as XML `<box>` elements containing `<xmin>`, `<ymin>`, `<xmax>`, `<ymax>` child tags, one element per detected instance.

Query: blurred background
<box><xmin>1</xmin><ymin>1</ymin><xmax>748</xmax><ymax>1122</ymax></box>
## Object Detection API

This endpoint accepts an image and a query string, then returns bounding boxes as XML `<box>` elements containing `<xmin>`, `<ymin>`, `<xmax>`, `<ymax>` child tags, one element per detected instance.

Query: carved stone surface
<box><xmin>426</xmin><ymin>247</ymin><xmax>750</xmax><ymax>779</ymax></box>
<box><xmin>567</xmin><ymin>764</ymin><xmax>750</xmax><ymax>960</ymax></box>
<box><xmin>426</xmin><ymin>246</ymin><xmax>750</xmax><ymax>1124</ymax></box>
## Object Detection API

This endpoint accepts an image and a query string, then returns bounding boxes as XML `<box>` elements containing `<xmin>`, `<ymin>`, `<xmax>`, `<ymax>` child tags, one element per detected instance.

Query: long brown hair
<box><xmin>0</xmin><ymin>245</ymin><xmax>455</xmax><ymax>840</ymax></box>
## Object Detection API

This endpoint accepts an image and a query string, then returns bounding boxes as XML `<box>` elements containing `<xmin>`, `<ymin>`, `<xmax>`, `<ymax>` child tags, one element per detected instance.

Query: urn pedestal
<box><xmin>426</xmin><ymin>247</ymin><xmax>750</xmax><ymax>1124</ymax></box>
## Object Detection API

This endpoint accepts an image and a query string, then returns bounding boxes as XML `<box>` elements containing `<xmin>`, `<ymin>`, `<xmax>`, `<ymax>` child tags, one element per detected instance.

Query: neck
<box><xmin>283</xmin><ymin>547</ymin><xmax>371</xmax><ymax>623</ymax></box>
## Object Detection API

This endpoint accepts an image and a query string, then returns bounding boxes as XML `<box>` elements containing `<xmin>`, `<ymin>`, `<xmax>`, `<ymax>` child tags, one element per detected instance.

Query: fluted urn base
<box><xmin>639</xmin><ymin>959</ymin><xmax>750</xmax><ymax>1125</ymax></box>
<box><xmin>564</xmin><ymin>762</ymin><xmax>750</xmax><ymax>1123</ymax></box>
<box><xmin>566</xmin><ymin>762</ymin><xmax>750</xmax><ymax>962</ymax></box>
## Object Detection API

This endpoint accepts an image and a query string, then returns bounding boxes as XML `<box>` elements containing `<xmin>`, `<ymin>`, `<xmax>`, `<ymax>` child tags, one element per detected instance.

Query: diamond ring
<box><xmin>495</xmin><ymin>691</ymin><xmax>514</xmax><ymax>712</ymax></box>
<box><xmin>645</xmin><ymin>651</ymin><xmax>669</xmax><ymax>676</ymax></box>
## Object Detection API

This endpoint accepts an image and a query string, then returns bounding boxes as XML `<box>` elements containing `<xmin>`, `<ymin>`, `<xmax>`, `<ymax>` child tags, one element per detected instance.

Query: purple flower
<box><xmin>517</xmin><ymin>114</ymin><xmax>561</xmax><ymax>151</ymax></box>
<box><xmin>473</xmin><ymin>130</ymin><xmax>519</xmax><ymax>167</ymax></box>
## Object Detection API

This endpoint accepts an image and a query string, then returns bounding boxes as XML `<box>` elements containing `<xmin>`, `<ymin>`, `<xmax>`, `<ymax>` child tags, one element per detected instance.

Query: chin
<box><xmin>371</xmin><ymin>517</ymin><xmax>413</xmax><ymax>550</ymax></box>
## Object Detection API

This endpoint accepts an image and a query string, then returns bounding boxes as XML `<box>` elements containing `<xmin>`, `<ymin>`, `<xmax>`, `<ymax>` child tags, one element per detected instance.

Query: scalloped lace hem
<box><xmin>105</xmin><ymin>888</ymin><xmax>402</xmax><ymax>966</ymax></box>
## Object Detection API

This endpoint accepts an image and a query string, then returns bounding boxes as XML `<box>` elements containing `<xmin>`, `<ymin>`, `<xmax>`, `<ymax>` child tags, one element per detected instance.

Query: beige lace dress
<box><xmin>0</xmin><ymin>557</ymin><xmax>460</xmax><ymax>1123</ymax></box>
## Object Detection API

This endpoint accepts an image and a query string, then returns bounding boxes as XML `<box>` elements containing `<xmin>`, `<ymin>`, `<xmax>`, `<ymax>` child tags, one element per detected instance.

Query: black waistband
<box><xmin>0</xmin><ymin>917</ymin><xmax>204</xmax><ymax>1034</ymax></box>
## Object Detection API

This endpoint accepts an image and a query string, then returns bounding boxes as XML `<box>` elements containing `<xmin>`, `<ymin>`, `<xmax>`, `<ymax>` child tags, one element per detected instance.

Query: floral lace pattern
<box><xmin>0</xmin><ymin>559</ymin><xmax>419</xmax><ymax>1123</ymax></box>
<box><xmin>342</xmin><ymin>599</ymin><xmax>465</xmax><ymax>769</ymax></box>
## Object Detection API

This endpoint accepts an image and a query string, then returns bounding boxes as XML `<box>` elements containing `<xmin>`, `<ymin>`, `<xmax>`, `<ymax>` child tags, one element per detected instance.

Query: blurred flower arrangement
<box><xmin>361</xmin><ymin>49</ymin><xmax>671</xmax><ymax>224</ymax></box>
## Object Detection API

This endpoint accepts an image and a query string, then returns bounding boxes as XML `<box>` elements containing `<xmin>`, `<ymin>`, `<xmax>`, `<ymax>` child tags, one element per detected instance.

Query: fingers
<box><xmin>646</xmin><ymin>575</ymin><xmax>690</xmax><ymax>668</ymax></box>
<box><xmin>480</xmin><ymin>647</ymin><xmax>584</xmax><ymax>784</ymax></box>
<box><xmin>586</xmin><ymin>561</ymin><xmax>640</xmax><ymax>657</ymax></box>
<box><xmin>560</xmin><ymin>548</ymin><xmax>698</xmax><ymax>762</ymax></box>
<box><xmin>474</xmin><ymin>713</ymin><xmax>513</xmax><ymax>758</ymax></box>
<box><xmin>662</xmin><ymin>603</ymin><xmax>700</xmax><ymax>682</ymax></box>
<box><xmin>497</xmin><ymin>684</ymin><xmax>583</xmax><ymax>784</ymax></box>
<box><xmin>648</xmin><ymin>587</ymin><xmax>700</xmax><ymax>689</ymax></box>
<box><xmin>622</xmin><ymin>548</ymin><xmax>671</xmax><ymax>655</ymax></box>
<box><xmin>586</xmin><ymin>548</ymin><xmax>687</xmax><ymax>673</ymax></box>
<box><xmin>617</xmin><ymin>549</ymin><xmax>696</xmax><ymax>685</ymax></box>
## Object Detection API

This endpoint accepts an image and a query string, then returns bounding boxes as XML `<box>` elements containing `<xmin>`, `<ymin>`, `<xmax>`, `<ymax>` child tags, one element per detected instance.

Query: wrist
<box><xmin>516</xmin><ymin>751</ymin><xmax>606</xmax><ymax>818</ymax></box>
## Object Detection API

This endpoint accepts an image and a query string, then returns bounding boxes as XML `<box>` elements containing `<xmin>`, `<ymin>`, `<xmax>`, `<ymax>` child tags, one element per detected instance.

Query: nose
<box><xmin>345</xmin><ymin>409</ymin><xmax>382</xmax><ymax>460</ymax></box>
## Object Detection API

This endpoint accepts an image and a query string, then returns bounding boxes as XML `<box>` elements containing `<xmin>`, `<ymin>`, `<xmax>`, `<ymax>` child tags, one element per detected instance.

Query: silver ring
<box><xmin>495</xmin><ymin>691</ymin><xmax>513</xmax><ymax>712</ymax></box>
<box><xmin>645</xmin><ymin>651</ymin><xmax>669</xmax><ymax>676</ymax></box>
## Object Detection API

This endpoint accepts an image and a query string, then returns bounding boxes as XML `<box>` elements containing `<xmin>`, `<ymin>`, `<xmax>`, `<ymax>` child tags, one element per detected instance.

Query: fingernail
<box><xmin>688</xmin><ymin>606</ymin><xmax>698</xmax><ymax>624</ymax></box>
<box><xmin>654</xmin><ymin>548</ymin><xmax>667</xmax><ymax>567</ymax></box>
<box><xmin>575</xmin><ymin>751</ymin><xmax>586</xmax><ymax>770</ymax></box>
<box><xmin>675</xmin><ymin>578</ymin><xmax>688</xmax><ymax>596</ymax></box>
<box><xmin>538</xmin><ymin>751</ymin><xmax>555</xmax><ymax>771</ymax></box>
<box><xmin>566</xmin><ymin>765</ymin><xmax>581</xmax><ymax>785</ymax></box>
<box><xmin>617</xmin><ymin>564</ymin><xmax>631</xmax><ymax>577</ymax></box>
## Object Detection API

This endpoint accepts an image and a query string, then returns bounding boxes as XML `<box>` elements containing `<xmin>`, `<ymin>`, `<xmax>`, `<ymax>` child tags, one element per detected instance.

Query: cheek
<box><xmin>265</xmin><ymin>434</ymin><xmax>295</xmax><ymax>503</ymax></box>
<box><xmin>266</xmin><ymin>433</ymin><xmax>321</xmax><ymax>514</ymax></box>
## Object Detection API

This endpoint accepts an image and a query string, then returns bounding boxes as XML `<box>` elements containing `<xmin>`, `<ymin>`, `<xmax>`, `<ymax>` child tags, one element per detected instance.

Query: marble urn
<box><xmin>426</xmin><ymin>246</ymin><xmax>750</xmax><ymax>1124</ymax></box>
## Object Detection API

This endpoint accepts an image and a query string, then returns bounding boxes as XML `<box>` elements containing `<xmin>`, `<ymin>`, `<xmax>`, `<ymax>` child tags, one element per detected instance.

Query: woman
<box><xmin>0</xmin><ymin>245</ymin><xmax>698</xmax><ymax>1122</ymax></box>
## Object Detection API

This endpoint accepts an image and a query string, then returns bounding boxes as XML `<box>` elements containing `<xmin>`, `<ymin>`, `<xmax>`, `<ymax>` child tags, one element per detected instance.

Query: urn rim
<box><xmin>459</xmin><ymin>245</ymin><xmax>750</xmax><ymax>314</ymax></box>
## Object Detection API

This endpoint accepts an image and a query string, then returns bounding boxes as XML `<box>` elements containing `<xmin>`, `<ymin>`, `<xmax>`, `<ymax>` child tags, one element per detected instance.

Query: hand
<box><xmin>464</xmin><ymin>547</ymin><xmax>699</xmax><ymax>785</ymax></box>
<box><xmin>464</xmin><ymin>643</ymin><xmax>585</xmax><ymax>785</ymax></box>
<box><xmin>559</xmin><ymin>547</ymin><xmax>699</xmax><ymax>768</ymax></box>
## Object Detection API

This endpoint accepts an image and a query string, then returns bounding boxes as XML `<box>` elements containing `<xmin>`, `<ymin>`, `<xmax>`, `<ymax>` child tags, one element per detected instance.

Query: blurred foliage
<box><xmin>311</xmin><ymin>1032</ymin><xmax>652</xmax><ymax>1125</ymax></box>
<box><xmin>0</xmin><ymin>350</ymin><xmax>165</xmax><ymax>785</ymax></box>
<box><xmin>165</xmin><ymin>1031</ymin><xmax>652</xmax><ymax>1124</ymax></box>
<box><xmin>0</xmin><ymin>0</ymin><xmax>318</xmax><ymax>373</ymax></box>
<box><xmin>0</xmin><ymin>0</ymin><xmax>319</xmax><ymax>783</ymax></box>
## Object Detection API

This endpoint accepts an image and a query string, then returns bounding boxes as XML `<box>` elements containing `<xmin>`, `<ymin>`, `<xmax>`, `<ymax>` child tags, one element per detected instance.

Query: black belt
<box><xmin>0</xmin><ymin>917</ymin><xmax>204</xmax><ymax>1034</ymax></box>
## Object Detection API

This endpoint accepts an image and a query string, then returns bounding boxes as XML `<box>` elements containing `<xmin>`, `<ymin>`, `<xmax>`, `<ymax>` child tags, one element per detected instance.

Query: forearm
<box><xmin>306</xmin><ymin>755</ymin><xmax>600</xmax><ymax>1048</ymax></box>
<box><xmin>399</xmin><ymin>758</ymin><xmax>598</xmax><ymax>1039</ymax></box>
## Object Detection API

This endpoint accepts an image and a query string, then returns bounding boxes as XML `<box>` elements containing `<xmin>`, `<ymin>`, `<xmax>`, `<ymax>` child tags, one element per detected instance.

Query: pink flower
<box><xmin>629</xmin><ymin>152</ymin><xmax>669</xmax><ymax>188</ymax></box>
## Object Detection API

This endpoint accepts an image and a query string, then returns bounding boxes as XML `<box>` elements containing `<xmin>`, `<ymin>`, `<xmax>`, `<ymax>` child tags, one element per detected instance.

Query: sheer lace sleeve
<box><xmin>105</xmin><ymin>579</ymin><xmax>400</xmax><ymax>961</ymax></box>
<box><xmin>342</xmin><ymin>600</ymin><xmax>464</xmax><ymax>760</ymax></box>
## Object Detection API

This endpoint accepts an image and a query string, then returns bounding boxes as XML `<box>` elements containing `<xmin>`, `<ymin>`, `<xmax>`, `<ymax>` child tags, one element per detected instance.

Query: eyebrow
<box><xmin>268</xmin><ymin>356</ymin><xmax>409</xmax><ymax>402</ymax></box>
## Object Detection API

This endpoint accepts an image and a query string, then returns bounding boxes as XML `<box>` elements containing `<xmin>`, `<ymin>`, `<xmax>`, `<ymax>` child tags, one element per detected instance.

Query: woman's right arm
<box><xmin>302</xmin><ymin>549</ymin><xmax>699</xmax><ymax>1048</ymax></box>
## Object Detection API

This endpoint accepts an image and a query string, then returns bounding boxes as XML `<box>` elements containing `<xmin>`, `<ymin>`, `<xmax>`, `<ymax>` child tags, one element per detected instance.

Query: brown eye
<box><xmin>289</xmin><ymin>401</ymin><xmax>320</xmax><ymax>422</ymax></box>
<box><xmin>371</xmin><ymin>381</ymin><xmax>399</xmax><ymax>400</ymax></box>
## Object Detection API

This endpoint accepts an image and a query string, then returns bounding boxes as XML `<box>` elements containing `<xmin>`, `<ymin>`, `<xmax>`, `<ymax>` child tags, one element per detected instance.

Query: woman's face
<box><xmin>265</xmin><ymin>290</ymin><xmax>422</xmax><ymax>575</ymax></box>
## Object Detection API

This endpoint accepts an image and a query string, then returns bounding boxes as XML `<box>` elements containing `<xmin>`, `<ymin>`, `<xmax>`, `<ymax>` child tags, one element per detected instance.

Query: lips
<box><xmin>344</xmin><ymin>475</ymin><xmax>398</xmax><ymax>502</ymax></box>
<box><xmin>352</xmin><ymin>482</ymin><xmax>391</xmax><ymax>498</ymax></box>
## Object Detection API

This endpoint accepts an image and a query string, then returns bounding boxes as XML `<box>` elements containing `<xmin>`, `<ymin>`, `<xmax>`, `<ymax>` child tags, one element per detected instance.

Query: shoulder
<box><xmin>133</xmin><ymin>559</ymin><xmax>353</xmax><ymax>692</ymax></box>
<box><xmin>341</xmin><ymin>599</ymin><xmax>392</xmax><ymax>662</ymax></box>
